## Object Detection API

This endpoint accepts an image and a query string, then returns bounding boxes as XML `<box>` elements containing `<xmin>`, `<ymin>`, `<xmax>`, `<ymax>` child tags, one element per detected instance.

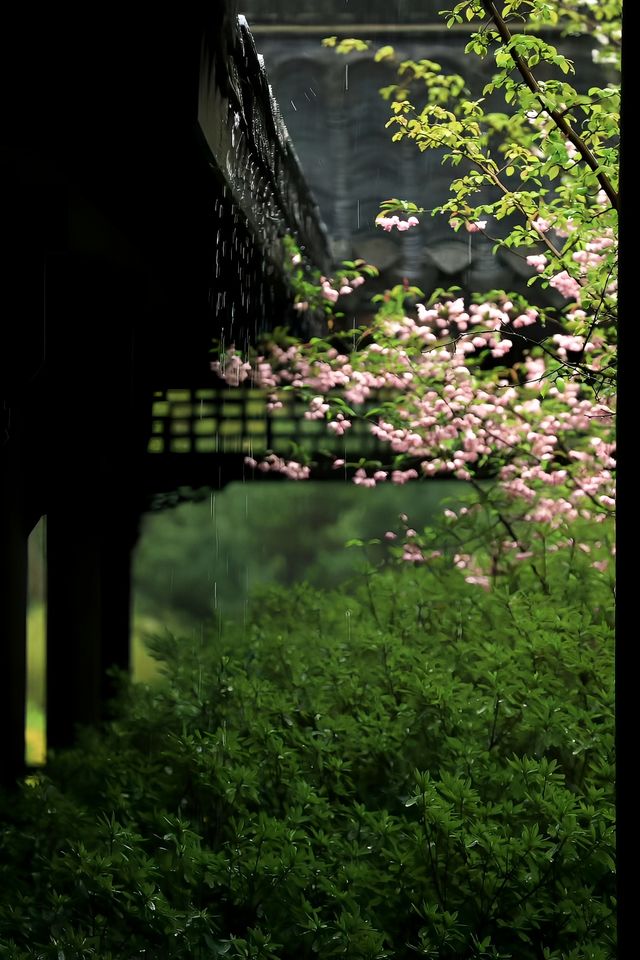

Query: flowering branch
<box><xmin>479</xmin><ymin>0</ymin><xmax>619</xmax><ymax>210</ymax></box>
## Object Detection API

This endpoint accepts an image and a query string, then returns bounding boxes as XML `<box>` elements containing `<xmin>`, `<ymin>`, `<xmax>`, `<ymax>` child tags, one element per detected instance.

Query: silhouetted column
<box><xmin>0</xmin><ymin>226</ymin><xmax>47</xmax><ymax>786</ymax></box>
<box><xmin>0</xmin><ymin>430</ymin><xmax>29</xmax><ymax>785</ymax></box>
<box><xmin>45</xmin><ymin>254</ymin><xmax>141</xmax><ymax>751</ymax></box>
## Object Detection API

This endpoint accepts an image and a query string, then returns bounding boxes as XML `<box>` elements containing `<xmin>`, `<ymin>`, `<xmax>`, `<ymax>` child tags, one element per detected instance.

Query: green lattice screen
<box><xmin>147</xmin><ymin>387</ymin><xmax>385</xmax><ymax>457</ymax></box>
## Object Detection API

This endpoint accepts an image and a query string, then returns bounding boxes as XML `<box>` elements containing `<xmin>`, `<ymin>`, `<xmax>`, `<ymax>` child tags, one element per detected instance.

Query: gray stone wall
<box><xmin>243</xmin><ymin>2</ymin><xmax>612</xmax><ymax>311</ymax></box>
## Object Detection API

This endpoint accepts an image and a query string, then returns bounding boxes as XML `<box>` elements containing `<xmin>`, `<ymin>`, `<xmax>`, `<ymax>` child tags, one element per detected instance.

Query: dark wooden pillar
<box><xmin>0</xmin><ymin>424</ymin><xmax>29</xmax><ymax>785</ymax></box>
<box><xmin>46</xmin><ymin>506</ymin><xmax>104</xmax><ymax>745</ymax></box>
<box><xmin>45</xmin><ymin>254</ymin><xmax>143</xmax><ymax>751</ymax></box>
<box><xmin>47</xmin><ymin>505</ymin><xmax>141</xmax><ymax>749</ymax></box>
<box><xmin>0</xmin><ymin>228</ymin><xmax>47</xmax><ymax>786</ymax></box>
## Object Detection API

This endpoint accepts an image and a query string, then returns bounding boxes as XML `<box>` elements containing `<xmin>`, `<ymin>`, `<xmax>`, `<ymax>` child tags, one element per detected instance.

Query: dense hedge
<box><xmin>0</xmin><ymin>564</ymin><xmax>614</xmax><ymax>959</ymax></box>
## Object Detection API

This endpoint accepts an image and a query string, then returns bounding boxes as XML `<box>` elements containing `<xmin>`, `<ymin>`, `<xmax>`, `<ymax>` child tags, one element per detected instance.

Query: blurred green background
<box><xmin>27</xmin><ymin>479</ymin><xmax>463</xmax><ymax>764</ymax></box>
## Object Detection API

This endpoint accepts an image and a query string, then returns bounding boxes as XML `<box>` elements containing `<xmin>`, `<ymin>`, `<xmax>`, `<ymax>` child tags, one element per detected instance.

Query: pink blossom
<box><xmin>211</xmin><ymin>351</ymin><xmax>252</xmax><ymax>386</ymax></box>
<box><xmin>391</xmin><ymin>468</ymin><xmax>419</xmax><ymax>484</ymax></box>
<box><xmin>322</xmin><ymin>285</ymin><xmax>339</xmax><ymax>303</ymax></box>
<box><xmin>491</xmin><ymin>339</ymin><xmax>513</xmax><ymax>358</ymax></box>
<box><xmin>216</xmin><ymin>289</ymin><xmax>615</xmax><ymax>586</ymax></box>
<box><xmin>252</xmin><ymin>454</ymin><xmax>311</xmax><ymax>480</ymax></box>
<box><xmin>552</xmin><ymin>333</ymin><xmax>584</xmax><ymax>358</ymax></box>
<box><xmin>376</xmin><ymin>215</ymin><xmax>419</xmax><ymax>232</ymax></box>
<box><xmin>327</xmin><ymin>413</ymin><xmax>352</xmax><ymax>436</ymax></box>
<box><xmin>305</xmin><ymin>396</ymin><xmax>331</xmax><ymax>420</ymax></box>
<box><xmin>526</xmin><ymin>254</ymin><xmax>548</xmax><ymax>273</ymax></box>
<box><xmin>352</xmin><ymin>468</ymin><xmax>376</xmax><ymax>488</ymax></box>
<box><xmin>549</xmin><ymin>271</ymin><xmax>582</xmax><ymax>300</ymax></box>
<box><xmin>402</xmin><ymin>544</ymin><xmax>425</xmax><ymax>563</ymax></box>
<box><xmin>573</xmin><ymin>249</ymin><xmax>605</xmax><ymax>271</ymax></box>
<box><xmin>384</xmin><ymin>531</ymin><xmax>397</xmax><ymax>540</ymax></box>
<box><xmin>417</xmin><ymin>302</ymin><xmax>436</xmax><ymax>322</ymax></box>
<box><xmin>554</xmin><ymin>217</ymin><xmax>577</xmax><ymax>237</ymax></box>
<box><xmin>465</xmin><ymin>575</ymin><xmax>491</xmax><ymax>590</ymax></box>
<box><xmin>513</xmin><ymin>309</ymin><xmax>538</xmax><ymax>328</ymax></box>
<box><xmin>465</xmin><ymin>220</ymin><xmax>487</xmax><ymax>232</ymax></box>
<box><xmin>587</xmin><ymin>236</ymin><xmax>615</xmax><ymax>252</ymax></box>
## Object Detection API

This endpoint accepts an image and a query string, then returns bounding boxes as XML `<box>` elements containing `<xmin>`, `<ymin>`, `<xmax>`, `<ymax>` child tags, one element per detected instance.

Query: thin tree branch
<box><xmin>480</xmin><ymin>0</ymin><xmax>619</xmax><ymax>211</ymax></box>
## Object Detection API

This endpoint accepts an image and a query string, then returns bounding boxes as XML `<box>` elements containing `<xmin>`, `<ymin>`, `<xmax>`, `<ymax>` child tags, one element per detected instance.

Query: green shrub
<box><xmin>132</xmin><ymin>481</ymin><xmax>462</xmax><ymax>629</ymax></box>
<box><xmin>0</xmin><ymin>565</ymin><xmax>614</xmax><ymax>959</ymax></box>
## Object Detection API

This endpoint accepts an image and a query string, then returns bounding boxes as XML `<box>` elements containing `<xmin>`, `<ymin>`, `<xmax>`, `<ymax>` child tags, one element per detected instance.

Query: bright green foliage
<box><xmin>326</xmin><ymin>1</ymin><xmax>620</xmax><ymax>398</ymax></box>
<box><xmin>1</xmin><ymin>564</ymin><xmax>614</xmax><ymax>958</ymax></box>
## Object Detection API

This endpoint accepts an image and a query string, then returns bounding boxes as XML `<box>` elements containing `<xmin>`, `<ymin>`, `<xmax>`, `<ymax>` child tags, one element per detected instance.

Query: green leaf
<box><xmin>375</xmin><ymin>45</ymin><xmax>395</xmax><ymax>62</ymax></box>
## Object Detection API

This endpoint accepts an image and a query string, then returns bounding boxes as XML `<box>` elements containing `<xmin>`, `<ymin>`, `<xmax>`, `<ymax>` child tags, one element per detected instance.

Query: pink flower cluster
<box><xmin>513</xmin><ymin>308</ymin><xmax>538</xmax><ymax>329</ymax></box>
<box><xmin>351</xmin><ymin>467</ymin><xmax>419</xmax><ymax>488</ymax></box>
<box><xmin>573</xmin><ymin>250</ymin><xmax>605</xmax><ymax>271</ymax></box>
<box><xmin>304</xmin><ymin>396</ymin><xmax>330</xmax><ymax>420</ymax></box>
<box><xmin>211</xmin><ymin>349</ymin><xmax>252</xmax><ymax>386</ymax></box>
<box><xmin>317</xmin><ymin>273</ymin><xmax>366</xmax><ymax>304</ymax></box>
<box><xmin>549</xmin><ymin>271</ymin><xmax>582</xmax><ymax>301</ymax></box>
<box><xmin>221</xmin><ymin>289</ymin><xmax>614</xmax><ymax>588</ymax></box>
<box><xmin>376</xmin><ymin>215</ymin><xmax>419</xmax><ymax>232</ymax></box>
<box><xmin>531</xmin><ymin>217</ymin><xmax>552</xmax><ymax>233</ymax></box>
<box><xmin>352</xmin><ymin>468</ymin><xmax>376</xmax><ymax>488</ymax></box>
<box><xmin>327</xmin><ymin>413</ymin><xmax>352</xmax><ymax>436</ymax></box>
<box><xmin>554</xmin><ymin>217</ymin><xmax>577</xmax><ymax>238</ymax></box>
<box><xmin>244</xmin><ymin>454</ymin><xmax>310</xmax><ymax>480</ymax></box>
<box><xmin>320</xmin><ymin>277</ymin><xmax>339</xmax><ymax>303</ymax></box>
<box><xmin>526</xmin><ymin>254</ymin><xmax>548</xmax><ymax>273</ymax></box>
<box><xmin>552</xmin><ymin>334</ymin><xmax>585</xmax><ymax>359</ymax></box>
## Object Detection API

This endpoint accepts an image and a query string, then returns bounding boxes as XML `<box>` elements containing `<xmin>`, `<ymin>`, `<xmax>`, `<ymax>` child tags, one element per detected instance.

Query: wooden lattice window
<box><xmin>148</xmin><ymin>388</ymin><xmax>386</xmax><ymax>458</ymax></box>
